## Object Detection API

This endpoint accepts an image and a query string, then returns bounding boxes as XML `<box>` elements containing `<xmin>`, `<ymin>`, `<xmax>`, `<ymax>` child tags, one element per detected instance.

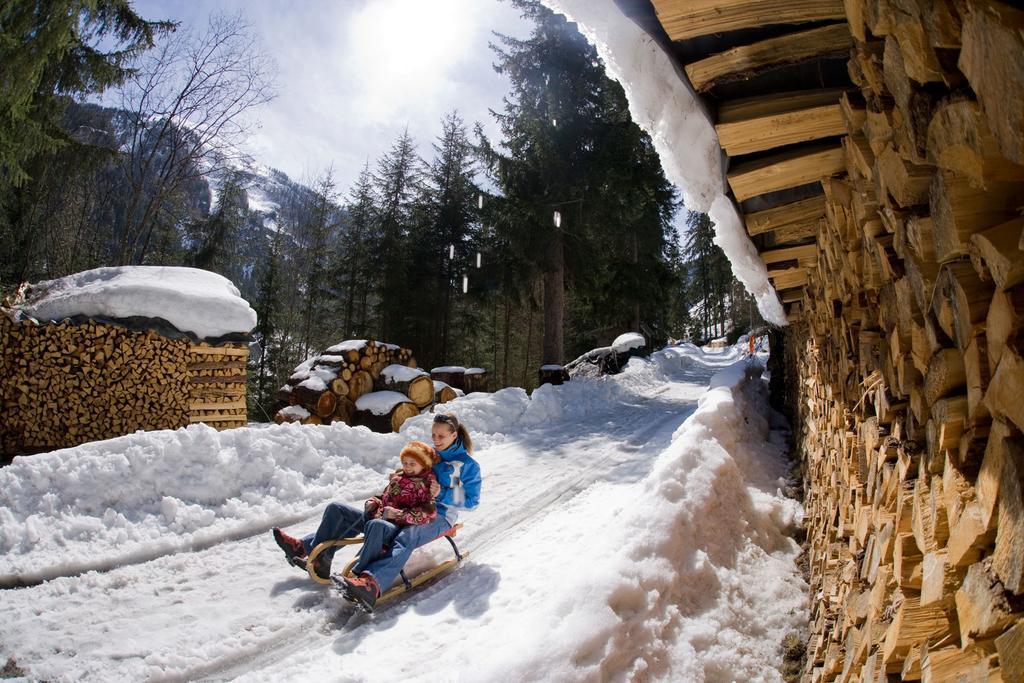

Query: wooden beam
<box><xmin>745</xmin><ymin>194</ymin><xmax>827</xmax><ymax>237</ymax></box>
<box><xmin>686</xmin><ymin>23</ymin><xmax>853</xmax><ymax>92</ymax></box>
<box><xmin>761</xmin><ymin>243</ymin><xmax>819</xmax><ymax>265</ymax></box>
<box><xmin>717</xmin><ymin>101</ymin><xmax>845</xmax><ymax>157</ymax></box>
<box><xmin>768</xmin><ymin>266</ymin><xmax>809</xmax><ymax>289</ymax></box>
<box><xmin>652</xmin><ymin>0</ymin><xmax>846</xmax><ymax>42</ymax></box>
<box><xmin>719</xmin><ymin>88</ymin><xmax>850</xmax><ymax>123</ymax></box>
<box><xmin>779</xmin><ymin>287</ymin><xmax>805</xmax><ymax>304</ymax></box>
<box><xmin>728</xmin><ymin>143</ymin><xmax>846</xmax><ymax>201</ymax></box>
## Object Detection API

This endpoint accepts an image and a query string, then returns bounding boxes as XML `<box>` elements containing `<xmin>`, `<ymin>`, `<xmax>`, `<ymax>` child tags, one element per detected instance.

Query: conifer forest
<box><xmin>0</xmin><ymin>0</ymin><xmax>761</xmax><ymax>420</ymax></box>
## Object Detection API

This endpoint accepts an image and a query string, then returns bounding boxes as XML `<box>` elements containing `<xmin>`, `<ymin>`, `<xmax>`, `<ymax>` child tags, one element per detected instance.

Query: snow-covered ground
<box><xmin>0</xmin><ymin>344</ymin><xmax>807</xmax><ymax>682</ymax></box>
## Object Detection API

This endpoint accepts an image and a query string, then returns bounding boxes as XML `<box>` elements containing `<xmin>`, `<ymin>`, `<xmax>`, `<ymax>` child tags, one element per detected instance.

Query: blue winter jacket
<box><xmin>433</xmin><ymin>438</ymin><xmax>481</xmax><ymax>524</ymax></box>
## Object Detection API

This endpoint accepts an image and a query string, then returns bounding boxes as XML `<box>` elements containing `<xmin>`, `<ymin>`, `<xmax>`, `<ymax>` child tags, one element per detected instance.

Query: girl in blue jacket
<box><xmin>343</xmin><ymin>411</ymin><xmax>481</xmax><ymax>610</ymax></box>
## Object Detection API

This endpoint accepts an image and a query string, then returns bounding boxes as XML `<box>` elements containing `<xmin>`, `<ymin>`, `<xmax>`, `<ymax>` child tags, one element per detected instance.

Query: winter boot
<box><xmin>273</xmin><ymin>528</ymin><xmax>307</xmax><ymax>564</ymax></box>
<box><xmin>343</xmin><ymin>573</ymin><xmax>380</xmax><ymax>612</ymax></box>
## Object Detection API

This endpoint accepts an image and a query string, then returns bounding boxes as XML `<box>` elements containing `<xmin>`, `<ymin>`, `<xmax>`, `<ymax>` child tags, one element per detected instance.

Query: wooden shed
<box><xmin>557</xmin><ymin>0</ymin><xmax>1024</xmax><ymax>680</ymax></box>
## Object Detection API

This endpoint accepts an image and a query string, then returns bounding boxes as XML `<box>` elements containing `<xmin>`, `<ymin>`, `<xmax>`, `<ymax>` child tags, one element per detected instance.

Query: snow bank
<box><xmin>471</xmin><ymin>357</ymin><xmax>807</xmax><ymax>681</ymax></box>
<box><xmin>431</xmin><ymin>365</ymin><xmax>466</xmax><ymax>373</ymax></box>
<box><xmin>325</xmin><ymin>340</ymin><xmax>367</xmax><ymax>354</ymax></box>
<box><xmin>10</xmin><ymin>266</ymin><xmax>257</xmax><ymax>340</ymax></box>
<box><xmin>539</xmin><ymin>0</ymin><xmax>787</xmax><ymax>325</ymax></box>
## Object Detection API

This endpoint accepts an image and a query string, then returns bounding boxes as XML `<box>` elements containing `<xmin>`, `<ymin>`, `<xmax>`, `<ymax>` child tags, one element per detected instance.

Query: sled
<box><xmin>305</xmin><ymin>523</ymin><xmax>468</xmax><ymax>607</ymax></box>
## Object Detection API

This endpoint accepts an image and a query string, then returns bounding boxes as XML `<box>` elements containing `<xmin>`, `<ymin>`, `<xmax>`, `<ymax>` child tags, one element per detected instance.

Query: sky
<box><xmin>130</xmin><ymin>0</ymin><xmax>533</xmax><ymax>193</ymax></box>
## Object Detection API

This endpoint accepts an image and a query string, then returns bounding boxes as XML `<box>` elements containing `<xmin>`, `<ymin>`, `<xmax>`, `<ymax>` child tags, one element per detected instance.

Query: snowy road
<box><xmin>1</xmin><ymin>345</ymin><xmax>807</xmax><ymax>682</ymax></box>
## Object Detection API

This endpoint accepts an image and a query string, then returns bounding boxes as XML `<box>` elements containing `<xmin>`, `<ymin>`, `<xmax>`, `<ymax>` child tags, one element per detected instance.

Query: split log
<box><xmin>986</xmin><ymin>286</ymin><xmax>1024</xmax><ymax>373</ymax></box>
<box><xmin>954</xmin><ymin>559</ymin><xmax>1023</xmax><ymax>644</ymax></box>
<box><xmin>930</xmin><ymin>170</ymin><xmax>1024</xmax><ymax>263</ymax></box>
<box><xmin>996</xmin><ymin>621</ymin><xmax>1024</xmax><ymax>683</ymax></box>
<box><xmin>959</xmin><ymin>0</ymin><xmax>1024</xmax><ymax>165</ymax></box>
<box><xmin>353</xmin><ymin>391</ymin><xmax>419</xmax><ymax>433</ymax></box>
<box><xmin>931</xmin><ymin>261</ymin><xmax>993</xmax><ymax>350</ymax></box>
<box><xmin>927</xmin><ymin>98</ymin><xmax>1024</xmax><ymax>188</ymax></box>
<box><xmin>970</xmin><ymin>219</ymin><xmax>1024</xmax><ymax>290</ymax></box>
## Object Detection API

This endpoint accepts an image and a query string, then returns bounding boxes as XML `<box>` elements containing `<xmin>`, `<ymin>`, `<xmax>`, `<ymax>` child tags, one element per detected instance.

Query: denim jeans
<box><xmin>301</xmin><ymin>502</ymin><xmax>367</xmax><ymax>561</ymax></box>
<box><xmin>357</xmin><ymin>516</ymin><xmax>452</xmax><ymax>592</ymax></box>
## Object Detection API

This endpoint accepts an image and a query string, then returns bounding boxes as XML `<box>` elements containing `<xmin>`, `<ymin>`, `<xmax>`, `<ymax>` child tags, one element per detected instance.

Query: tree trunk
<box><xmin>542</xmin><ymin>233</ymin><xmax>565</xmax><ymax>365</ymax></box>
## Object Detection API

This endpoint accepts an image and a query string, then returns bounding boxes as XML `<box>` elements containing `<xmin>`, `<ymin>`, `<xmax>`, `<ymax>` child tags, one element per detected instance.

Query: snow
<box><xmin>612</xmin><ymin>331</ymin><xmax>646</xmax><ymax>352</ymax></box>
<box><xmin>539</xmin><ymin>0</ymin><xmax>787</xmax><ymax>326</ymax></box>
<box><xmin>0</xmin><ymin>342</ymin><xmax>805</xmax><ymax>681</ymax></box>
<box><xmin>325</xmin><ymin>340</ymin><xmax>367</xmax><ymax>354</ymax></box>
<box><xmin>463</xmin><ymin>367</ymin><xmax>485</xmax><ymax>375</ymax></box>
<box><xmin>431</xmin><ymin>365</ymin><xmax>466</xmax><ymax>373</ymax></box>
<box><xmin>296</xmin><ymin>376</ymin><xmax>327</xmax><ymax>393</ymax></box>
<box><xmin>9</xmin><ymin>266</ymin><xmax>258</xmax><ymax>340</ymax></box>
<box><xmin>277</xmin><ymin>405</ymin><xmax>309</xmax><ymax>420</ymax></box>
<box><xmin>432</xmin><ymin>380</ymin><xmax>450</xmax><ymax>392</ymax></box>
<box><xmin>540</xmin><ymin>364</ymin><xmax>563</xmax><ymax>370</ymax></box>
<box><xmin>354</xmin><ymin>390</ymin><xmax>411</xmax><ymax>415</ymax></box>
<box><xmin>380</xmin><ymin>364</ymin><xmax>428</xmax><ymax>383</ymax></box>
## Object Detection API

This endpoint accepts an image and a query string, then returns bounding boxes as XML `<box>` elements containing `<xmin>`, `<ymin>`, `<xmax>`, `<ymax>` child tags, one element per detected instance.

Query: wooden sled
<box><xmin>305</xmin><ymin>523</ymin><xmax>467</xmax><ymax>606</ymax></box>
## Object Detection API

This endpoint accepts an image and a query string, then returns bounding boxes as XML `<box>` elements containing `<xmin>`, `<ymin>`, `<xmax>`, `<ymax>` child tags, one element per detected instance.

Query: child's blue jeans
<box><xmin>356</xmin><ymin>516</ymin><xmax>452</xmax><ymax>592</ymax></box>
<box><xmin>301</xmin><ymin>502</ymin><xmax>367</xmax><ymax>561</ymax></box>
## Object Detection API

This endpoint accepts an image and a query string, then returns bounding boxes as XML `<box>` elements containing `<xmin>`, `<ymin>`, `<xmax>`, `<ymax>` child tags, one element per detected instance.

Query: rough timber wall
<box><xmin>0</xmin><ymin>316</ymin><xmax>248</xmax><ymax>456</ymax></box>
<box><xmin>792</xmin><ymin>1</ymin><xmax>1024</xmax><ymax>681</ymax></box>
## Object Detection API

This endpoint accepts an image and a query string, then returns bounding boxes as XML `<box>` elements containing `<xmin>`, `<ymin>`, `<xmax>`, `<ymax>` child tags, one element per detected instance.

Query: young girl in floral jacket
<box><xmin>364</xmin><ymin>441</ymin><xmax>438</xmax><ymax>526</ymax></box>
<box><xmin>272</xmin><ymin>441</ymin><xmax>438</xmax><ymax>578</ymax></box>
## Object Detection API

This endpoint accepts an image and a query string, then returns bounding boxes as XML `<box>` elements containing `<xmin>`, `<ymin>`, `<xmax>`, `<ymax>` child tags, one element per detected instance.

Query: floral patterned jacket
<box><xmin>364</xmin><ymin>469</ymin><xmax>438</xmax><ymax>526</ymax></box>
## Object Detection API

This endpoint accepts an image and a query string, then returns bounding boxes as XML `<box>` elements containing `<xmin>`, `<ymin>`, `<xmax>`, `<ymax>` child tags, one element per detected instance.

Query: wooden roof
<box><xmin>616</xmin><ymin>0</ymin><xmax>858</xmax><ymax>315</ymax></box>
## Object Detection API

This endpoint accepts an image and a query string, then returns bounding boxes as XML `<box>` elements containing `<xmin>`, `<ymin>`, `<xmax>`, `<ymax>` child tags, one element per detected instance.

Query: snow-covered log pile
<box><xmin>786</xmin><ymin>2</ymin><xmax>1024</xmax><ymax>680</ymax></box>
<box><xmin>274</xmin><ymin>340</ymin><xmax>458</xmax><ymax>432</ymax></box>
<box><xmin>0</xmin><ymin>267</ymin><xmax>255</xmax><ymax>456</ymax></box>
<box><xmin>565</xmin><ymin>332</ymin><xmax>648</xmax><ymax>379</ymax></box>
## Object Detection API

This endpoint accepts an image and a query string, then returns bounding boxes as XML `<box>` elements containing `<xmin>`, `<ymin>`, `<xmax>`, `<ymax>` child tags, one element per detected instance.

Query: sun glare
<box><xmin>348</xmin><ymin>0</ymin><xmax>477</xmax><ymax>120</ymax></box>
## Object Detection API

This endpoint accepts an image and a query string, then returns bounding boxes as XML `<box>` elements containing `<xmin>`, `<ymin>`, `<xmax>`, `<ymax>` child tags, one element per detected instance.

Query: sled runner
<box><xmin>305</xmin><ymin>523</ymin><xmax>468</xmax><ymax>611</ymax></box>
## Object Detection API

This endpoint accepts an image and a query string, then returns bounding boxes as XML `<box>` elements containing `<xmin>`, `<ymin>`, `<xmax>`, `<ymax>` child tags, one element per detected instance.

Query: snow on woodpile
<box><xmin>8</xmin><ymin>266</ymin><xmax>257</xmax><ymax>340</ymax></box>
<box><xmin>381</xmin><ymin>364</ymin><xmax>428</xmax><ymax>382</ymax></box>
<box><xmin>325</xmin><ymin>340</ymin><xmax>367</xmax><ymax>354</ymax></box>
<box><xmin>355</xmin><ymin>391</ymin><xmax>410</xmax><ymax>416</ymax></box>
<box><xmin>539</xmin><ymin>0</ymin><xmax>787</xmax><ymax>326</ymax></box>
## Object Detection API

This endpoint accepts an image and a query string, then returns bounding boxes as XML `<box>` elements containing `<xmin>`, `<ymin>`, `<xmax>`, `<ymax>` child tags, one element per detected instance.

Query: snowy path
<box><xmin>0</xmin><ymin>346</ymin><xmax>807</xmax><ymax>682</ymax></box>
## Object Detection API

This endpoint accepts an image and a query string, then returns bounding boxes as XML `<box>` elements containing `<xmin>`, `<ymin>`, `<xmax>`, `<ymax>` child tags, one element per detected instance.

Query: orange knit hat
<box><xmin>400</xmin><ymin>440</ymin><xmax>437</xmax><ymax>470</ymax></box>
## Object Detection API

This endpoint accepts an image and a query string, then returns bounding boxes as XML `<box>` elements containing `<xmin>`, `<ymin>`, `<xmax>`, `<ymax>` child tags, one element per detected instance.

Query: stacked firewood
<box><xmin>274</xmin><ymin>340</ymin><xmax>457</xmax><ymax>433</ymax></box>
<box><xmin>187</xmin><ymin>343</ymin><xmax>248</xmax><ymax>430</ymax></box>
<box><xmin>793</xmin><ymin>2</ymin><xmax>1024</xmax><ymax>680</ymax></box>
<box><xmin>0</xmin><ymin>315</ymin><xmax>251</xmax><ymax>455</ymax></box>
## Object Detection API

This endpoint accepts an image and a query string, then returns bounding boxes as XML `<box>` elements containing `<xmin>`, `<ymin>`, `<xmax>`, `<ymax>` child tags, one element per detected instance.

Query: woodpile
<box><xmin>784</xmin><ymin>2</ymin><xmax>1024</xmax><ymax>679</ymax></box>
<box><xmin>187</xmin><ymin>343</ymin><xmax>248</xmax><ymax>430</ymax></box>
<box><xmin>273</xmin><ymin>340</ymin><xmax>456</xmax><ymax>433</ymax></box>
<box><xmin>0</xmin><ymin>315</ymin><xmax>249</xmax><ymax>456</ymax></box>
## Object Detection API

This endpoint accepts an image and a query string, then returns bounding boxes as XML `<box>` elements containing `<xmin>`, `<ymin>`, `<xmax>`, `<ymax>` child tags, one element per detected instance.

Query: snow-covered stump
<box><xmin>353</xmin><ymin>391</ymin><xmax>419</xmax><ymax>433</ymax></box>
<box><xmin>538</xmin><ymin>364</ymin><xmax>570</xmax><ymax>386</ymax></box>
<box><xmin>431</xmin><ymin>365</ymin><xmax>466</xmax><ymax>391</ymax></box>
<box><xmin>463</xmin><ymin>367</ymin><xmax>488</xmax><ymax>393</ymax></box>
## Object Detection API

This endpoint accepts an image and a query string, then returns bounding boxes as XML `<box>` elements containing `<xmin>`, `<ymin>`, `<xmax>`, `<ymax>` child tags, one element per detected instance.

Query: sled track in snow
<box><xmin>192</xmin><ymin>389</ymin><xmax>704</xmax><ymax>681</ymax></box>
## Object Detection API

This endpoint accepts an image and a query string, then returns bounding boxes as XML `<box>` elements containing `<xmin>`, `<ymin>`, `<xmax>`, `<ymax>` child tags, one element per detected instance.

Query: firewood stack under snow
<box><xmin>273</xmin><ymin>340</ymin><xmax>458</xmax><ymax>433</ymax></box>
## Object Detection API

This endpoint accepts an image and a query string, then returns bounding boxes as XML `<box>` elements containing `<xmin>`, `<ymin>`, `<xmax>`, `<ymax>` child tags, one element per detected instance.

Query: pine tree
<box><xmin>371</xmin><ymin>130</ymin><xmax>420</xmax><ymax>342</ymax></box>
<box><xmin>0</xmin><ymin>0</ymin><xmax>169</xmax><ymax>187</ymax></box>
<box><xmin>191</xmin><ymin>172</ymin><xmax>248</xmax><ymax>273</ymax></box>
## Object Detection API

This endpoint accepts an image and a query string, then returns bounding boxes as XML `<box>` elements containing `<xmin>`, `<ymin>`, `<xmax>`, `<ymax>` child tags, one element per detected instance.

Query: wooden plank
<box><xmin>652</xmin><ymin>0</ymin><xmax>846</xmax><ymax>42</ymax></box>
<box><xmin>768</xmin><ymin>266</ymin><xmax>809</xmax><ymax>289</ymax></box>
<box><xmin>761</xmin><ymin>243</ymin><xmax>819</xmax><ymax>265</ymax></box>
<box><xmin>718</xmin><ymin>88</ymin><xmax>850</xmax><ymax>124</ymax></box>
<box><xmin>685</xmin><ymin>23</ymin><xmax>853</xmax><ymax>92</ymax></box>
<box><xmin>728</xmin><ymin>143</ymin><xmax>846</xmax><ymax>201</ymax></box>
<box><xmin>716</xmin><ymin>102</ymin><xmax>845</xmax><ymax>156</ymax></box>
<box><xmin>745</xmin><ymin>194</ymin><xmax>827</xmax><ymax>237</ymax></box>
<box><xmin>189</xmin><ymin>399</ymin><xmax>247</xmax><ymax>411</ymax></box>
<box><xmin>188</xmin><ymin>346</ymin><xmax>249</xmax><ymax>357</ymax></box>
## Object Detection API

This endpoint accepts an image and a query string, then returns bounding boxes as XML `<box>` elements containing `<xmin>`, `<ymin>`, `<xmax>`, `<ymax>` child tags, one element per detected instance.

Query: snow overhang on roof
<box><xmin>542</xmin><ymin>0</ymin><xmax>856</xmax><ymax>326</ymax></box>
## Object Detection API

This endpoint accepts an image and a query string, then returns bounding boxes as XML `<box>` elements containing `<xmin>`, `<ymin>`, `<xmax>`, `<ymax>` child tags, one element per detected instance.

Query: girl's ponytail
<box><xmin>456</xmin><ymin>422</ymin><xmax>473</xmax><ymax>454</ymax></box>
